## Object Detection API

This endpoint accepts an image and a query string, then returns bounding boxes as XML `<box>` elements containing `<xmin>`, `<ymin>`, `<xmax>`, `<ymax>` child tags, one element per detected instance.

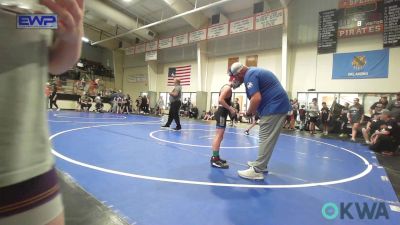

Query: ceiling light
<box><xmin>82</xmin><ymin>37</ymin><xmax>90</xmax><ymax>43</ymax></box>
<box><xmin>18</xmin><ymin>4</ymin><xmax>30</xmax><ymax>9</ymax></box>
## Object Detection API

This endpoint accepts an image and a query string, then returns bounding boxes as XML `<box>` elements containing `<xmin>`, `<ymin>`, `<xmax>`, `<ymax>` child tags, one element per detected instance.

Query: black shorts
<box><xmin>215</xmin><ymin>107</ymin><xmax>229</xmax><ymax>129</ymax></box>
<box><xmin>309</xmin><ymin>116</ymin><xmax>318</xmax><ymax>123</ymax></box>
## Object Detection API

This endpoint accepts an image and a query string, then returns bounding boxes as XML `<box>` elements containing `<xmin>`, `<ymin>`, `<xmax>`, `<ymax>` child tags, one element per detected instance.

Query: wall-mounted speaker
<box><xmin>253</xmin><ymin>2</ymin><xmax>264</xmax><ymax>14</ymax></box>
<box><xmin>211</xmin><ymin>14</ymin><xmax>220</xmax><ymax>25</ymax></box>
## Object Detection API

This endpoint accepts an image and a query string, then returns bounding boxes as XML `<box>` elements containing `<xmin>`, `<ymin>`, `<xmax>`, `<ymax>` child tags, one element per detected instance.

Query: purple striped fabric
<box><xmin>0</xmin><ymin>168</ymin><xmax>60</xmax><ymax>217</ymax></box>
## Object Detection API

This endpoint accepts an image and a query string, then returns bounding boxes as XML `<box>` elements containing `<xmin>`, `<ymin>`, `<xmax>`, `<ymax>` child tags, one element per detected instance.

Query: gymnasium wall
<box><xmin>119</xmin><ymin>0</ymin><xmax>399</xmax><ymax>105</ymax></box>
<box><xmin>123</xmin><ymin>66</ymin><xmax>148</xmax><ymax>99</ymax></box>
<box><xmin>288</xmin><ymin>0</ymin><xmax>400</xmax><ymax>96</ymax></box>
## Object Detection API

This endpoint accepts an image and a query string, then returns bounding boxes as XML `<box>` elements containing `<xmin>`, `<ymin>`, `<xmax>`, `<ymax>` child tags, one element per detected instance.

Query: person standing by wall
<box><xmin>229</xmin><ymin>62</ymin><xmax>290</xmax><ymax>180</ymax></box>
<box><xmin>298</xmin><ymin>105</ymin><xmax>307</xmax><ymax>131</ymax></box>
<box><xmin>49</xmin><ymin>87</ymin><xmax>60</xmax><ymax>111</ymax></box>
<box><xmin>348</xmin><ymin>98</ymin><xmax>364</xmax><ymax>142</ymax></box>
<box><xmin>135</xmin><ymin>95</ymin><xmax>142</xmax><ymax>113</ymax></box>
<box><xmin>140</xmin><ymin>95</ymin><xmax>148</xmax><ymax>114</ymax></box>
<box><xmin>162</xmin><ymin>78</ymin><xmax>182</xmax><ymax>130</ymax></box>
<box><xmin>339</xmin><ymin>102</ymin><xmax>350</xmax><ymax>137</ymax></box>
<box><xmin>290</xmin><ymin>98</ymin><xmax>299</xmax><ymax>130</ymax></box>
<box><xmin>244</xmin><ymin>112</ymin><xmax>260</xmax><ymax>135</ymax></box>
<box><xmin>156</xmin><ymin>96</ymin><xmax>165</xmax><ymax>116</ymax></box>
<box><xmin>307</xmin><ymin>98</ymin><xmax>319</xmax><ymax>135</ymax></box>
<box><xmin>45</xmin><ymin>82</ymin><xmax>51</xmax><ymax>109</ymax></box>
<box><xmin>320</xmin><ymin>102</ymin><xmax>331</xmax><ymax>135</ymax></box>
<box><xmin>229</xmin><ymin>98</ymin><xmax>240</xmax><ymax>126</ymax></box>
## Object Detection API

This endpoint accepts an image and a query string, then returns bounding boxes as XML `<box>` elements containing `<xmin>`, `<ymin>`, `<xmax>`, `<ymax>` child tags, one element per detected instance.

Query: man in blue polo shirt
<box><xmin>229</xmin><ymin>62</ymin><xmax>290</xmax><ymax>180</ymax></box>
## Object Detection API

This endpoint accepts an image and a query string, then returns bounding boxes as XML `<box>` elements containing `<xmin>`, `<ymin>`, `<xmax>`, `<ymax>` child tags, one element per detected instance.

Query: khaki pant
<box><xmin>251</xmin><ymin>114</ymin><xmax>286</xmax><ymax>172</ymax></box>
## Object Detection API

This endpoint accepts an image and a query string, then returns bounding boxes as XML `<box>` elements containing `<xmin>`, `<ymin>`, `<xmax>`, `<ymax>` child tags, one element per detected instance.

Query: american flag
<box><xmin>167</xmin><ymin>65</ymin><xmax>191</xmax><ymax>86</ymax></box>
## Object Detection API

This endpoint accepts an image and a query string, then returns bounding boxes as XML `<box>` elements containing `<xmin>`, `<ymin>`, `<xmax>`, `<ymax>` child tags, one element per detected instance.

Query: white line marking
<box><xmin>198</xmin><ymin>135</ymin><xmax>214</xmax><ymax>139</ymax></box>
<box><xmin>149</xmin><ymin>129</ymin><xmax>258</xmax><ymax>149</ymax></box>
<box><xmin>381</xmin><ymin>176</ymin><xmax>389</xmax><ymax>182</ymax></box>
<box><xmin>48</xmin><ymin>119</ymin><xmax>161</xmax><ymax>124</ymax></box>
<box><xmin>389</xmin><ymin>205</ymin><xmax>400</xmax><ymax>212</ymax></box>
<box><xmin>50</xmin><ymin>123</ymin><xmax>373</xmax><ymax>189</ymax></box>
<box><xmin>54</xmin><ymin>114</ymin><xmax>127</xmax><ymax>119</ymax></box>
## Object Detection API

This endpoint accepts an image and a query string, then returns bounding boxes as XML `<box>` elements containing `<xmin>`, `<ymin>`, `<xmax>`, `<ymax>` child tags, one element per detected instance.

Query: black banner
<box><xmin>384</xmin><ymin>0</ymin><xmax>400</xmax><ymax>47</ymax></box>
<box><xmin>318</xmin><ymin>9</ymin><xmax>338</xmax><ymax>54</ymax></box>
<box><xmin>338</xmin><ymin>0</ymin><xmax>384</xmax><ymax>38</ymax></box>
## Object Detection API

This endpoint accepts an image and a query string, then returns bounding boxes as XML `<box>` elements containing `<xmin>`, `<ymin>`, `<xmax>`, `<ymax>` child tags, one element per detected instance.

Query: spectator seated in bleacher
<box><xmin>203</xmin><ymin>106</ymin><xmax>217</xmax><ymax>121</ymax></box>
<box><xmin>369</xmin><ymin>110</ymin><xmax>400</xmax><ymax>156</ymax></box>
<box><xmin>338</xmin><ymin>102</ymin><xmax>350</xmax><ymax>137</ymax></box>
<box><xmin>80</xmin><ymin>93</ymin><xmax>93</xmax><ymax>112</ymax></box>
<box><xmin>387</xmin><ymin>92</ymin><xmax>400</xmax><ymax>124</ymax></box>
<box><xmin>94</xmin><ymin>93</ymin><xmax>104</xmax><ymax>113</ymax></box>
<box><xmin>189</xmin><ymin>105</ymin><xmax>199</xmax><ymax>119</ymax></box>
<box><xmin>362</xmin><ymin>103</ymin><xmax>384</xmax><ymax>144</ymax></box>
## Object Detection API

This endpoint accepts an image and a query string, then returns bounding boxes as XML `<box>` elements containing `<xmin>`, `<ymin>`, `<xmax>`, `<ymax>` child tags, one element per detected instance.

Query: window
<box><xmin>210</xmin><ymin>92</ymin><xmax>248</xmax><ymax>113</ymax></box>
<box><xmin>307</xmin><ymin>93</ymin><xmax>318</xmax><ymax>108</ymax></box>
<box><xmin>181</xmin><ymin>92</ymin><xmax>196</xmax><ymax>109</ymax></box>
<box><xmin>338</xmin><ymin>94</ymin><xmax>360</xmax><ymax>105</ymax></box>
<box><xmin>232</xmin><ymin>92</ymin><xmax>247</xmax><ymax>112</ymax></box>
<box><xmin>182</xmin><ymin>93</ymin><xmax>191</xmax><ymax>103</ymax></box>
<box><xmin>181</xmin><ymin>92</ymin><xmax>196</xmax><ymax>108</ymax></box>
<box><xmin>159</xmin><ymin>93</ymin><xmax>168</xmax><ymax>109</ymax></box>
<box><xmin>211</xmin><ymin>93</ymin><xmax>219</xmax><ymax>110</ymax></box>
<box><xmin>297</xmin><ymin>93</ymin><xmax>307</xmax><ymax>108</ymax></box>
<box><xmin>363</xmin><ymin>94</ymin><xmax>381</xmax><ymax>115</ymax></box>
<box><xmin>190</xmin><ymin>93</ymin><xmax>196</xmax><ymax>107</ymax></box>
<box><xmin>317</xmin><ymin>93</ymin><xmax>336</xmax><ymax>108</ymax></box>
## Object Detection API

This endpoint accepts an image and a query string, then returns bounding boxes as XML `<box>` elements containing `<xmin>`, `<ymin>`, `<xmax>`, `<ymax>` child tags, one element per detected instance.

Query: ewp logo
<box><xmin>17</xmin><ymin>14</ymin><xmax>58</xmax><ymax>29</ymax></box>
<box><xmin>322</xmin><ymin>202</ymin><xmax>389</xmax><ymax>220</ymax></box>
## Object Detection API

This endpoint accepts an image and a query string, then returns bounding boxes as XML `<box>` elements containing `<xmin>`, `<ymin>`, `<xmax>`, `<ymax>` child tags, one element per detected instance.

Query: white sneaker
<box><xmin>247</xmin><ymin>161</ymin><xmax>268</xmax><ymax>172</ymax></box>
<box><xmin>56</xmin><ymin>108</ymin><xmax>61</xmax><ymax>111</ymax></box>
<box><xmin>238</xmin><ymin>167</ymin><xmax>264</xmax><ymax>180</ymax></box>
<box><xmin>365</xmin><ymin>140</ymin><xmax>371</xmax><ymax>145</ymax></box>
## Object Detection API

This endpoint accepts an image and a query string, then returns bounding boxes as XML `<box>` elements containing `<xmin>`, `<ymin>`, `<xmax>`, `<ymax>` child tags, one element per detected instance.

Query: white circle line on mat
<box><xmin>53</xmin><ymin>114</ymin><xmax>127</xmax><ymax>119</ymax></box>
<box><xmin>149</xmin><ymin>129</ymin><xmax>259</xmax><ymax>149</ymax></box>
<box><xmin>50</xmin><ymin>123</ymin><xmax>373</xmax><ymax>189</ymax></box>
<box><xmin>48</xmin><ymin>119</ymin><xmax>161</xmax><ymax>124</ymax></box>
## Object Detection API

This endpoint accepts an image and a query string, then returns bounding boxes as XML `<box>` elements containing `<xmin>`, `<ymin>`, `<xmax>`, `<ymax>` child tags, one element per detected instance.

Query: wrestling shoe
<box><xmin>210</xmin><ymin>156</ymin><xmax>229</xmax><ymax>169</ymax></box>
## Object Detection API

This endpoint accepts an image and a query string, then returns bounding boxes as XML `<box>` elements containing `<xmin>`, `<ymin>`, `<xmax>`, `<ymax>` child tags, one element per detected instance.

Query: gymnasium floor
<box><xmin>49</xmin><ymin>111</ymin><xmax>400</xmax><ymax>225</ymax></box>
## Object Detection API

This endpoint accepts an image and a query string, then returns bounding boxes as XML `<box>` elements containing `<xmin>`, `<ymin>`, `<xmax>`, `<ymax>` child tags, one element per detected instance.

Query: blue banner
<box><xmin>332</xmin><ymin>49</ymin><xmax>389</xmax><ymax>79</ymax></box>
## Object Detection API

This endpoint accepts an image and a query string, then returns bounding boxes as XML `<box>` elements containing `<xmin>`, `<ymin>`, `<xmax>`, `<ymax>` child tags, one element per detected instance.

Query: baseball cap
<box><xmin>230</xmin><ymin>62</ymin><xmax>244</xmax><ymax>76</ymax></box>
